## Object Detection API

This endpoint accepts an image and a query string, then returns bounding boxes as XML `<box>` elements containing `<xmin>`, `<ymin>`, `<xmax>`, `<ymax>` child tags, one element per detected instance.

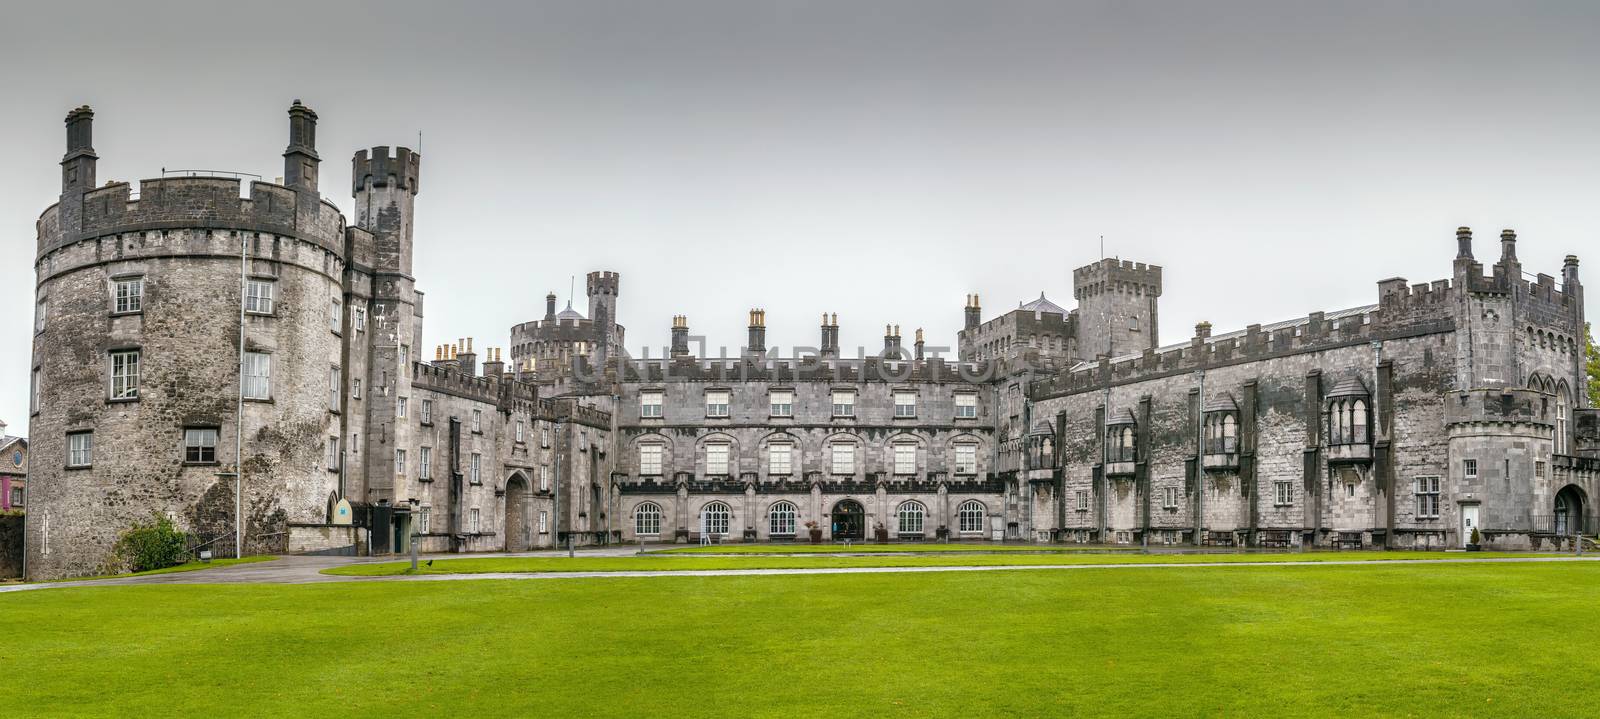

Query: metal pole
<box><xmin>235</xmin><ymin>234</ymin><xmax>247</xmax><ymax>558</ymax></box>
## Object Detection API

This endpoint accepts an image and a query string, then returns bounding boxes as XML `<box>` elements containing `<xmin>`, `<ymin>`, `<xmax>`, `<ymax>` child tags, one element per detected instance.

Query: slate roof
<box><xmin>1019</xmin><ymin>292</ymin><xmax>1069</xmax><ymax>315</ymax></box>
<box><xmin>555</xmin><ymin>300</ymin><xmax>586</xmax><ymax>321</ymax></box>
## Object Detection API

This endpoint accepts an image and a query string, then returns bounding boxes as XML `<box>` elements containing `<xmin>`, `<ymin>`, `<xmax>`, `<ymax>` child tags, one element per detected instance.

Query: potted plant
<box><xmin>873</xmin><ymin>522</ymin><xmax>889</xmax><ymax>543</ymax></box>
<box><xmin>805</xmin><ymin>520</ymin><xmax>823</xmax><ymax>544</ymax></box>
<box><xmin>1466</xmin><ymin>527</ymin><xmax>1482</xmax><ymax>552</ymax></box>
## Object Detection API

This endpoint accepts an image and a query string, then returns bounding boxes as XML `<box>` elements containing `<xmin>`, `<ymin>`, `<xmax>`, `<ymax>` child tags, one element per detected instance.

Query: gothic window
<box><xmin>769</xmin><ymin>501</ymin><xmax>797</xmax><ymax>536</ymax></box>
<box><xmin>897</xmin><ymin>501</ymin><xmax>926</xmax><ymax>534</ymax></box>
<box><xmin>701</xmin><ymin>501</ymin><xmax>730</xmax><ymax>536</ymax></box>
<box><xmin>1203</xmin><ymin>412</ymin><xmax>1238</xmax><ymax>454</ymax></box>
<box><xmin>1328</xmin><ymin>398</ymin><xmax>1370</xmax><ymax>445</ymax></box>
<box><xmin>635</xmin><ymin>502</ymin><xmax>662</xmax><ymax>535</ymax></box>
<box><xmin>1107</xmin><ymin>424</ymin><xmax>1137</xmax><ymax>462</ymax></box>
<box><xmin>958</xmin><ymin>500</ymin><xmax>986</xmax><ymax>533</ymax></box>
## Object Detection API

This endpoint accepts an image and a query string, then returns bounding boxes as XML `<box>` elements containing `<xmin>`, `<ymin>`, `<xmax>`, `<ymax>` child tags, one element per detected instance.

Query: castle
<box><xmin>22</xmin><ymin>102</ymin><xmax>1600</xmax><ymax>579</ymax></box>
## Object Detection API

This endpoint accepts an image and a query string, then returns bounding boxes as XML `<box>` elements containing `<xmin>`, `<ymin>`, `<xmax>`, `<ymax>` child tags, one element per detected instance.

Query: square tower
<box><xmin>1072</xmin><ymin>258</ymin><xmax>1162</xmax><ymax>360</ymax></box>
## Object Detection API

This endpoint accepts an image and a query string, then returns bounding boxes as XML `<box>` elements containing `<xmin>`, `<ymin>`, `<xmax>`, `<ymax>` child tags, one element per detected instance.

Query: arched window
<box><xmin>958</xmin><ymin>500</ymin><xmax>985</xmax><ymax>533</ymax></box>
<box><xmin>769</xmin><ymin>501</ymin><xmax>797</xmax><ymax>536</ymax></box>
<box><xmin>701</xmin><ymin>501</ymin><xmax>730</xmax><ymax>536</ymax></box>
<box><xmin>897</xmin><ymin>501</ymin><xmax>926</xmax><ymax>534</ymax></box>
<box><xmin>635</xmin><ymin>502</ymin><xmax>662</xmax><ymax>536</ymax></box>
<box><xmin>1222</xmin><ymin>414</ymin><xmax>1237</xmax><ymax>451</ymax></box>
<box><xmin>1350</xmin><ymin>399</ymin><xmax>1368</xmax><ymax>443</ymax></box>
<box><xmin>1556</xmin><ymin>386</ymin><xmax>1570</xmax><ymax>455</ymax></box>
<box><xmin>1108</xmin><ymin>425</ymin><xmax>1137</xmax><ymax>462</ymax></box>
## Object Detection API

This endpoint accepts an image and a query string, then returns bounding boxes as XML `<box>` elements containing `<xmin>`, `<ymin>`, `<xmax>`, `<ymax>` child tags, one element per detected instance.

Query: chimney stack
<box><xmin>1500</xmin><ymin>228</ymin><xmax>1518</xmax><ymax>263</ymax></box>
<box><xmin>1195</xmin><ymin>321</ymin><xmax>1212</xmax><ymax>340</ymax></box>
<box><xmin>964</xmin><ymin>294</ymin><xmax>982</xmax><ymax>331</ymax></box>
<box><xmin>914</xmin><ymin>328</ymin><xmax>925</xmax><ymax>360</ymax></box>
<box><xmin>883</xmin><ymin>324</ymin><xmax>902</xmax><ymax>357</ymax></box>
<box><xmin>457</xmin><ymin>337</ymin><xmax>477</xmax><ymax>376</ymax></box>
<box><xmin>283</xmin><ymin>99</ymin><xmax>320</xmax><ymax>194</ymax></box>
<box><xmin>545</xmin><ymin>292</ymin><xmax>557</xmax><ymax>320</ymax></box>
<box><xmin>820</xmin><ymin>313</ymin><xmax>840</xmax><ymax>358</ymax></box>
<box><xmin>482</xmin><ymin>347</ymin><xmax>505</xmax><ymax>378</ymax></box>
<box><xmin>1456</xmin><ymin>226</ymin><xmax>1473</xmax><ymax>259</ymax></box>
<box><xmin>670</xmin><ymin>315</ymin><xmax>690</xmax><ymax>358</ymax></box>
<box><xmin>747</xmin><ymin>308</ymin><xmax>767</xmax><ymax>358</ymax></box>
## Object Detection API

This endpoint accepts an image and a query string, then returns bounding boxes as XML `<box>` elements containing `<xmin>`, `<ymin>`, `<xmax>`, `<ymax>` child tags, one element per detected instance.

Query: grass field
<box><xmin>44</xmin><ymin>555</ymin><xmax>277</xmax><ymax>582</ymax></box>
<box><xmin>3</xmin><ymin>561</ymin><xmax>1597</xmax><ymax>716</ymax></box>
<box><xmin>660</xmin><ymin>542</ymin><xmax>1120</xmax><ymax>553</ymax></box>
<box><xmin>325</xmin><ymin>550</ymin><xmax>1551</xmax><ymax>576</ymax></box>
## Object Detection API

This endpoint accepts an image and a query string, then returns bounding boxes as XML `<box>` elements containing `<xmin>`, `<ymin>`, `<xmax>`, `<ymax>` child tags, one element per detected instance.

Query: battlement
<box><xmin>1073</xmin><ymin>258</ymin><xmax>1163</xmax><ymax>299</ymax></box>
<box><xmin>37</xmin><ymin>176</ymin><xmax>347</xmax><ymax>259</ymax></box>
<box><xmin>587</xmin><ymin>270</ymin><xmax>620</xmax><ymax>296</ymax></box>
<box><xmin>351</xmin><ymin>146</ymin><xmax>420</xmax><ymax>194</ymax></box>
<box><xmin>1445</xmin><ymin>388</ymin><xmax>1555</xmax><ymax>427</ymax></box>
<box><xmin>613</xmin><ymin>355</ymin><xmax>1003</xmax><ymax>385</ymax></box>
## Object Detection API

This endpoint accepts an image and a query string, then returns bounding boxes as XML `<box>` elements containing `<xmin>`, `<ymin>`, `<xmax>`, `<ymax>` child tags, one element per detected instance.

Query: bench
<box><xmin>1336</xmin><ymin>532</ymin><xmax>1363</xmax><ymax>550</ymax></box>
<box><xmin>1203</xmin><ymin>531</ymin><xmax>1235</xmax><ymax>547</ymax></box>
<box><xmin>1258</xmin><ymin>531</ymin><xmax>1292</xmax><ymax>548</ymax></box>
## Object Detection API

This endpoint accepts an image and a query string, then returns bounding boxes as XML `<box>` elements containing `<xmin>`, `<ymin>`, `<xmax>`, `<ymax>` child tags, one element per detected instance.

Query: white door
<box><xmin>1461</xmin><ymin>506</ymin><xmax>1479</xmax><ymax>546</ymax></box>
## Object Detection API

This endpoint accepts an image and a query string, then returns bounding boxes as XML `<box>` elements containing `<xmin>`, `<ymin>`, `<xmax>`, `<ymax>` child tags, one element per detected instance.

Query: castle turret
<box><xmin>746</xmin><ymin>309</ymin><xmax>767</xmax><ymax>358</ymax></box>
<box><xmin>282</xmin><ymin>100</ymin><xmax>320</xmax><ymax>194</ymax></box>
<box><xmin>587</xmin><ymin>271</ymin><xmax>620</xmax><ymax>365</ymax></box>
<box><xmin>1073</xmin><ymin>258</ymin><xmax>1162</xmax><ymax>361</ymax></box>
<box><xmin>670</xmin><ymin>315</ymin><xmax>690</xmax><ymax>358</ymax></box>
<box><xmin>352</xmin><ymin>146</ymin><xmax>421</xmax><ymax>275</ymax></box>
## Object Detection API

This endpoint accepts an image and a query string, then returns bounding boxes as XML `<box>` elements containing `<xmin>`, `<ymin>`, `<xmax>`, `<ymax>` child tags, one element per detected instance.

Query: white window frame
<box><xmin>421</xmin><ymin>399</ymin><xmax>432</xmax><ymax>424</ymax></box>
<box><xmin>894</xmin><ymin>391</ymin><xmax>916</xmax><ymax>418</ymax></box>
<box><xmin>353</xmin><ymin>306</ymin><xmax>366</xmax><ymax>331</ymax></box>
<box><xmin>418</xmin><ymin>506</ymin><xmax>431</xmax><ymax>534</ymax></box>
<box><xmin>893</xmin><ymin>443</ymin><xmax>917</xmax><ymax>475</ymax></box>
<box><xmin>958</xmin><ymin>500</ymin><xmax>985</xmax><ymax>533</ymax></box>
<box><xmin>897</xmin><ymin>501</ymin><xmax>926</xmax><ymax>534</ymax></box>
<box><xmin>1414</xmin><ymin>476</ymin><xmax>1440</xmax><ymax>518</ymax></box>
<box><xmin>705</xmin><ymin>390</ymin><xmax>730</xmax><ymax>418</ymax></box>
<box><xmin>470</xmin><ymin>453</ymin><xmax>482</xmax><ymax>484</ymax></box>
<box><xmin>395</xmin><ymin>449</ymin><xmax>406</xmax><ymax>475</ymax></box>
<box><xmin>243</xmin><ymin>351</ymin><xmax>271</xmax><ymax>400</ymax></box>
<box><xmin>954</xmin><ymin>443</ymin><xmax>978</xmax><ymax>475</ymax></box>
<box><xmin>516</xmin><ymin>420</ymin><xmax>525</xmax><ymax>443</ymax></box>
<box><xmin>329</xmin><ymin>297</ymin><xmax>341</xmax><ymax>331</ymax></box>
<box><xmin>955</xmin><ymin>393</ymin><xmax>977</xmax><ymax>419</ymax></box>
<box><xmin>705</xmin><ymin>443</ymin><xmax>731</xmax><ymax>476</ymax></box>
<box><xmin>414</xmin><ymin>446</ymin><xmax>429</xmax><ymax>479</ymax></box>
<box><xmin>636</xmin><ymin>502</ymin><xmax>663</xmax><ymax>535</ymax></box>
<box><xmin>1075</xmin><ymin>490</ymin><xmax>1089</xmax><ymax>511</ymax></box>
<box><xmin>769</xmin><ymin>501</ymin><xmax>797</xmax><ymax>536</ymax></box>
<box><xmin>640</xmin><ymin>391</ymin><xmax>663</xmax><ymax>418</ymax></box>
<box><xmin>327</xmin><ymin>437</ymin><xmax>340</xmax><ymax>469</ymax></box>
<box><xmin>831</xmin><ymin>443</ymin><xmax>855</xmax><ymax>475</ymax></box>
<box><xmin>768</xmin><ymin>443</ymin><xmax>792</xmax><ymax>475</ymax></box>
<box><xmin>244</xmin><ymin>279</ymin><xmax>275</xmax><ymax>315</ymax></box>
<box><xmin>183</xmin><ymin>427</ymin><xmax>218</xmax><ymax>464</ymax></box>
<box><xmin>639</xmin><ymin>444</ymin><xmax>664</xmax><ymax>475</ymax></box>
<box><xmin>1274</xmin><ymin>481</ymin><xmax>1293</xmax><ymax>506</ymax></box>
<box><xmin>35</xmin><ymin>297</ymin><xmax>46</xmax><ymax>332</ymax></box>
<box><xmin>538</xmin><ymin>511</ymin><xmax>548</xmax><ymax>534</ymax></box>
<box><xmin>769</xmin><ymin>390</ymin><xmax>793</xmax><ymax>417</ymax></box>
<box><xmin>329</xmin><ymin>367</ymin><xmax>341</xmax><ymax>411</ymax></box>
<box><xmin>67</xmin><ymin>431</ymin><xmax>93</xmax><ymax>467</ymax></box>
<box><xmin>352</xmin><ymin>378</ymin><xmax>362</xmax><ymax>400</ymax></box>
<box><xmin>396</xmin><ymin>396</ymin><xmax>408</xmax><ymax>418</ymax></box>
<box><xmin>113</xmin><ymin>277</ymin><xmax>143</xmax><ymax>314</ymax></box>
<box><xmin>109</xmin><ymin>349</ymin><xmax>140</xmax><ymax>400</ymax></box>
<box><xmin>1464</xmin><ymin>459</ymin><xmax>1478</xmax><ymax>480</ymax></box>
<box><xmin>469</xmin><ymin>507</ymin><xmax>481</xmax><ymax>534</ymax></box>
<box><xmin>472</xmin><ymin>409</ymin><xmax>483</xmax><ymax>433</ymax></box>
<box><xmin>1161</xmin><ymin>486</ymin><xmax>1178</xmax><ymax>509</ymax></box>
<box><xmin>832</xmin><ymin>390</ymin><xmax>855</xmax><ymax>417</ymax></box>
<box><xmin>701</xmin><ymin>501</ymin><xmax>731</xmax><ymax>536</ymax></box>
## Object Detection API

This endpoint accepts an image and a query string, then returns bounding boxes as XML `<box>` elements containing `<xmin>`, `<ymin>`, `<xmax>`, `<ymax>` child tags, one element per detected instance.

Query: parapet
<box><xmin>1445</xmin><ymin>388</ymin><xmax>1554</xmax><ymax>427</ymax></box>
<box><xmin>587</xmin><ymin>270</ymin><xmax>620</xmax><ymax>296</ymax></box>
<box><xmin>351</xmin><ymin>146</ymin><xmax>420</xmax><ymax>194</ymax></box>
<box><xmin>1073</xmin><ymin>258</ymin><xmax>1163</xmax><ymax>299</ymax></box>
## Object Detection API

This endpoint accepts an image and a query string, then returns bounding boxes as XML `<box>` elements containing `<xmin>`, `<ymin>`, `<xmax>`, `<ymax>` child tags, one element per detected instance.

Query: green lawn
<box><xmin>325</xmin><ymin>550</ymin><xmax>1550</xmax><ymax>576</ymax></box>
<box><xmin>47</xmin><ymin>555</ymin><xmax>277</xmax><ymax>582</ymax></box>
<box><xmin>659</xmin><ymin>542</ymin><xmax>1120</xmax><ymax>554</ymax></box>
<box><xmin>3</xmin><ymin>561</ymin><xmax>1597</xmax><ymax>716</ymax></box>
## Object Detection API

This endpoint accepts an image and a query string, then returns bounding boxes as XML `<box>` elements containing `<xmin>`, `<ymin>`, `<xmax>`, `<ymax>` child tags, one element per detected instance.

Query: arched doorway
<box><xmin>505</xmin><ymin>474</ymin><xmax>531</xmax><ymax>552</ymax></box>
<box><xmin>831</xmin><ymin>499</ymin><xmax>865</xmax><ymax>540</ymax></box>
<box><xmin>1554</xmin><ymin>485</ymin><xmax>1587</xmax><ymax>536</ymax></box>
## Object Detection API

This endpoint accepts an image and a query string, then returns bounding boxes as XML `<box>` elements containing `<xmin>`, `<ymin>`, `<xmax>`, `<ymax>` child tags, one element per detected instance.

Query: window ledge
<box><xmin>109</xmin><ymin>311</ymin><xmax>143</xmax><ymax>318</ymax></box>
<box><xmin>245</xmin><ymin>311</ymin><xmax>276</xmax><ymax>318</ymax></box>
<box><xmin>182</xmin><ymin>461</ymin><xmax>221</xmax><ymax>468</ymax></box>
<box><xmin>244</xmin><ymin>397</ymin><xmax>274</xmax><ymax>404</ymax></box>
<box><xmin>65</xmin><ymin>465</ymin><xmax>92</xmax><ymax>471</ymax></box>
<box><xmin>106</xmin><ymin>397</ymin><xmax>140</xmax><ymax>405</ymax></box>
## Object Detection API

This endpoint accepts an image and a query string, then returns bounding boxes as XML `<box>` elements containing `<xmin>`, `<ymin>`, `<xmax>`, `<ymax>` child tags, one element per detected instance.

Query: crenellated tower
<box><xmin>1073</xmin><ymin>258</ymin><xmax>1162</xmax><ymax>361</ymax></box>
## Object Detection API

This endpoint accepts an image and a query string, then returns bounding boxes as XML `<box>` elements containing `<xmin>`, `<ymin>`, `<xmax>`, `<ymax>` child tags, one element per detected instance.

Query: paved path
<box><xmin>4</xmin><ymin>553</ymin><xmax>1596</xmax><ymax>594</ymax></box>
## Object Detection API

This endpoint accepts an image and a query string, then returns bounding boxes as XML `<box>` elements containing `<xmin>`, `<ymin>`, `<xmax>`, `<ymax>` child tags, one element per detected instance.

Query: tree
<box><xmin>1587</xmin><ymin>323</ymin><xmax>1600</xmax><ymax>406</ymax></box>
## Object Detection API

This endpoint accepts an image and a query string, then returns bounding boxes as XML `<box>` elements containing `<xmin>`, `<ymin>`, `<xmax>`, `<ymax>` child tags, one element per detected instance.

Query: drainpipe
<box><xmin>1194</xmin><ymin>370</ymin><xmax>1205</xmax><ymax>546</ymax></box>
<box><xmin>235</xmin><ymin>234</ymin><xmax>247</xmax><ymax>558</ymax></box>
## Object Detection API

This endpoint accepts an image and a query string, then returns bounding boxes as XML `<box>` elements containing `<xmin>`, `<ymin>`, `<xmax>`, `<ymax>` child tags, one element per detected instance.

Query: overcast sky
<box><xmin>2</xmin><ymin>1</ymin><xmax>1597</xmax><ymax>436</ymax></box>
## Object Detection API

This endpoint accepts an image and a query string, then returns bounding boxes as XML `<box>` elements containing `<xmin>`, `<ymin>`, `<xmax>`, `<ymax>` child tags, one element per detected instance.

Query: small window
<box><xmin>244</xmin><ymin>279</ymin><xmax>275</xmax><ymax>314</ymax></box>
<box><xmin>352</xmin><ymin>378</ymin><xmax>362</xmax><ymax>400</ymax></box>
<box><xmin>1345</xmin><ymin>483</ymin><xmax>1356</xmax><ymax>498</ymax></box>
<box><xmin>636</xmin><ymin>502</ymin><xmax>663</xmax><ymax>535</ymax></box>
<box><xmin>769</xmin><ymin>390</ymin><xmax>793</xmax><ymax>417</ymax></box>
<box><xmin>113</xmin><ymin>277</ymin><xmax>143</xmax><ymax>314</ymax></box>
<box><xmin>538</xmin><ymin>510</ymin><xmax>549</xmax><ymax>534</ymax></box>
<box><xmin>420</xmin><ymin>399</ymin><xmax>432</xmax><ymax>424</ymax></box>
<box><xmin>705</xmin><ymin>443</ymin><xmax>731</xmax><ymax>475</ymax></box>
<box><xmin>1414</xmin><ymin>476</ymin><xmax>1440</xmax><ymax>518</ymax></box>
<box><xmin>419</xmin><ymin>446</ymin><xmax>432</xmax><ymax>479</ymax></box>
<box><xmin>329</xmin><ymin>297</ymin><xmax>342</xmax><ymax>331</ymax></box>
<box><xmin>539</xmin><ymin>466</ymin><xmax>549</xmax><ymax>491</ymax></box>
<box><xmin>1464</xmin><ymin>459</ymin><xmax>1478</xmax><ymax>480</ymax></box>
<box><xmin>183</xmin><ymin>428</ymin><xmax>218</xmax><ymax>464</ymax></box>
<box><xmin>471</xmin><ymin>453</ymin><xmax>482</xmax><ymax>484</ymax></box>
<box><xmin>395</xmin><ymin>449</ymin><xmax>406</xmax><ymax>475</ymax></box>
<box><xmin>1075</xmin><ymin>490</ymin><xmax>1089</xmax><ymax>511</ymax></box>
<box><xmin>67</xmin><ymin>431</ymin><xmax>93</xmax><ymax>467</ymax></box>
<box><xmin>541</xmin><ymin>426</ymin><xmax>550</xmax><ymax>448</ymax></box>
<box><xmin>832</xmin><ymin>390</ymin><xmax>855</xmax><ymax>417</ymax></box>
<box><xmin>35</xmin><ymin>298</ymin><xmax>46</xmax><ymax>332</ymax></box>
<box><xmin>768</xmin><ymin>443</ymin><xmax>792</xmax><ymax>475</ymax></box>
<box><xmin>31</xmin><ymin>368</ymin><xmax>41</xmax><ymax>415</ymax></box>
<box><xmin>954</xmin><ymin>443</ymin><xmax>977</xmax><ymax>475</ymax></box>
<box><xmin>516</xmin><ymin>421</ymin><xmax>525</xmax><ymax>443</ymax></box>
<box><xmin>1274</xmin><ymin>481</ymin><xmax>1292</xmax><ymax>506</ymax></box>
<box><xmin>705</xmin><ymin>390</ymin><xmax>730</xmax><ymax>417</ymax></box>
<box><xmin>1535</xmin><ymin>460</ymin><xmax>1546</xmax><ymax>478</ymax></box>
<box><xmin>955</xmin><ymin>393</ymin><xmax>978</xmax><ymax>419</ymax></box>
<box><xmin>353</xmin><ymin>307</ymin><xmax>366</xmax><ymax>331</ymax></box>
<box><xmin>1161</xmin><ymin>486</ymin><xmax>1178</xmax><ymax>509</ymax></box>
<box><xmin>418</xmin><ymin>507</ymin><xmax>431</xmax><ymax>534</ymax></box>
<box><xmin>640</xmin><ymin>391</ymin><xmax>663</xmax><ymax>418</ymax></box>
<box><xmin>328</xmin><ymin>367</ymin><xmax>341</xmax><ymax>411</ymax></box>
<box><xmin>958</xmin><ymin>500</ymin><xmax>985</xmax><ymax>533</ymax></box>
<box><xmin>639</xmin><ymin>444</ymin><xmax>663</xmax><ymax>475</ymax></box>
<box><xmin>894</xmin><ymin>391</ymin><xmax>916</xmax><ymax>418</ymax></box>
<box><xmin>109</xmin><ymin>350</ymin><xmax>140</xmax><ymax>400</ymax></box>
<box><xmin>472</xmin><ymin>409</ymin><xmax>483</xmax><ymax>433</ymax></box>
<box><xmin>396</xmin><ymin>396</ymin><xmax>408</xmax><ymax>418</ymax></box>
<box><xmin>468</xmin><ymin>508</ymin><xmax>481</xmax><ymax>534</ymax></box>
<box><xmin>831</xmin><ymin>444</ymin><xmax>855</xmax><ymax>475</ymax></box>
<box><xmin>327</xmin><ymin>437</ymin><xmax>340</xmax><ymax>469</ymax></box>
<box><xmin>243</xmin><ymin>352</ymin><xmax>271</xmax><ymax>400</ymax></box>
<box><xmin>893</xmin><ymin>443</ymin><xmax>916</xmax><ymax>475</ymax></box>
<box><xmin>1129</xmin><ymin>314</ymin><xmax>1140</xmax><ymax>332</ymax></box>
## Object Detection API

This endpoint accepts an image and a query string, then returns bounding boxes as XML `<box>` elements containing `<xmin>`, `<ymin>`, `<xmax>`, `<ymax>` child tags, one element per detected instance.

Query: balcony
<box><xmin>1326</xmin><ymin>442</ymin><xmax>1372</xmax><ymax>464</ymax></box>
<box><xmin>1202</xmin><ymin>437</ymin><xmax>1239</xmax><ymax>471</ymax></box>
<box><xmin>1104</xmin><ymin>461</ymin><xmax>1136</xmax><ymax>478</ymax></box>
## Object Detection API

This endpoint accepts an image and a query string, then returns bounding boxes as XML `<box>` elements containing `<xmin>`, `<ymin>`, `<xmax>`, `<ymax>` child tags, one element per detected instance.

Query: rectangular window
<box><xmin>395</xmin><ymin>449</ymin><xmax>406</xmax><ymax>475</ymax></box>
<box><xmin>183</xmin><ymin>427</ymin><xmax>218</xmax><ymax>463</ymax></box>
<box><xmin>1275</xmin><ymin>481</ymin><xmax>1292</xmax><ymax>506</ymax></box>
<box><xmin>397</xmin><ymin>396</ymin><xmax>408</xmax><ymax>418</ymax></box>
<box><xmin>329</xmin><ymin>367</ymin><xmax>341</xmax><ymax>411</ymax></box>
<box><xmin>541</xmin><ymin>426</ymin><xmax>550</xmax><ymax>448</ymax></box>
<box><xmin>768</xmin><ymin>443</ymin><xmax>792</xmax><ymax>475</ymax></box>
<box><xmin>706</xmin><ymin>443</ymin><xmax>730</xmax><ymax>475</ymax></box>
<box><xmin>472</xmin><ymin>410</ymin><xmax>483</xmax><ymax>433</ymax></box>
<box><xmin>67</xmin><ymin>431</ymin><xmax>93</xmax><ymax>467</ymax></box>
<box><xmin>35</xmin><ymin>298</ymin><xmax>46</xmax><ymax>332</ymax></box>
<box><xmin>1464</xmin><ymin>459</ymin><xmax>1478</xmax><ymax>479</ymax></box>
<box><xmin>353</xmin><ymin>307</ymin><xmax>366</xmax><ymax>331</ymax></box>
<box><xmin>110</xmin><ymin>350</ymin><xmax>140</xmax><ymax>400</ymax></box>
<box><xmin>243</xmin><ymin>352</ymin><xmax>271</xmax><ymax>400</ymax></box>
<box><xmin>1414</xmin><ymin>476</ymin><xmax>1440</xmax><ymax>518</ymax></box>
<box><xmin>419</xmin><ymin>446</ymin><xmax>432</xmax><ymax>479</ymax></box>
<box><xmin>1162</xmin><ymin>486</ymin><xmax>1178</xmax><ymax>509</ymax></box>
<box><xmin>640</xmin><ymin>444</ymin><xmax>663</xmax><ymax>475</ymax></box>
<box><xmin>421</xmin><ymin>399</ymin><xmax>432</xmax><ymax>424</ymax></box>
<box><xmin>1346</xmin><ymin>483</ymin><xmax>1356</xmax><ymax>498</ymax></box>
<box><xmin>538</xmin><ymin>511</ymin><xmax>549</xmax><ymax>534</ymax></box>
<box><xmin>1535</xmin><ymin>460</ymin><xmax>1546</xmax><ymax>478</ymax></box>
<box><xmin>400</xmin><ymin>345</ymin><xmax>409</xmax><ymax>375</ymax></box>
<box><xmin>516</xmin><ymin>421</ymin><xmax>525</xmax><ymax>443</ymax></box>
<box><xmin>329</xmin><ymin>297</ymin><xmax>341</xmax><ymax>331</ymax></box>
<box><xmin>831</xmin><ymin>444</ymin><xmax>854</xmax><ymax>475</ymax></box>
<box><xmin>640</xmin><ymin>391</ymin><xmax>663</xmax><ymax>418</ymax></box>
<box><xmin>894</xmin><ymin>391</ymin><xmax>917</xmax><ymax>418</ymax></box>
<box><xmin>352</xmin><ymin>378</ymin><xmax>362</xmax><ymax>400</ymax></box>
<box><xmin>327</xmin><ymin>437</ymin><xmax>340</xmax><ymax>470</ymax></box>
<box><xmin>955</xmin><ymin>393</ymin><xmax>977</xmax><ymax>419</ymax></box>
<box><xmin>954</xmin><ymin>444</ymin><xmax>977</xmax><ymax>475</ymax></box>
<box><xmin>769</xmin><ymin>391</ymin><xmax>793</xmax><ymax>417</ymax></box>
<box><xmin>539</xmin><ymin>466</ymin><xmax>549</xmax><ymax>491</ymax></box>
<box><xmin>31</xmin><ymin>368</ymin><xmax>41</xmax><ymax>414</ymax></box>
<box><xmin>893</xmin><ymin>443</ymin><xmax>917</xmax><ymax>475</ymax></box>
<box><xmin>471</xmin><ymin>453</ymin><xmax>482</xmax><ymax>484</ymax></box>
<box><xmin>1075</xmin><ymin>490</ymin><xmax>1089</xmax><ymax>511</ymax></box>
<box><xmin>469</xmin><ymin>508</ymin><xmax>480</xmax><ymax>534</ymax></box>
<box><xmin>113</xmin><ymin>278</ymin><xmax>143</xmax><ymax>314</ymax></box>
<box><xmin>832</xmin><ymin>390</ymin><xmax>855</xmax><ymax>417</ymax></box>
<box><xmin>244</xmin><ymin>279</ymin><xmax>275</xmax><ymax>314</ymax></box>
<box><xmin>705</xmin><ymin>390</ymin><xmax>730</xmax><ymax>417</ymax></box>
<box><xmin>418</xmin><ymin>507</ymin><xmax>431</xmax><ymax>534</ymax></box>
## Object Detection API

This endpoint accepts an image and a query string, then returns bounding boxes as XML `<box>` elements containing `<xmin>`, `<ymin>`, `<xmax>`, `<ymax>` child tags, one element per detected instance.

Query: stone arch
<box><xmin>758</xmin><ymin>431</ymin><xmax>800</xmax><ymax>478</ymax></box>
<box><xmin>945</xmin><ymin>432</ymin><xmax>987</xmax><ymax>476</ymax></box>
<box><xmin>882</xmin><ymin>431</ymin><xmax>928</xmax><ymax>476</ymax></box>
<box><xmin>695</xmin><ymin>431</ymin><xmax>740</xmax><ymax>477</ymax></box>
<box><xmin>696</xmin><ymin>498</ymin><xmax>735</xmax><ymax>537</ymax></box>
<box><xmin>504</xmin><ymin>471</ymin><xmax>532</xmax><ymax>552</ymax></box>
<box><xmin>820</xmin><ymin>431</ymin><xmax>864</xmax><ymax>478</ymax></box>
<box><xmin>1554</xmin><ymin>484</ymin><xmax>1588</xmax><ymax>535</ymax></box>
<box><xmin>894</xmin><ymin>498</ymin><xmax>929</xmax><ymax>535</ymax></box>
<box><xmin>632</xmin><ymin>432</ymin><xmax>675</xmax><ymax>477</ymax></box>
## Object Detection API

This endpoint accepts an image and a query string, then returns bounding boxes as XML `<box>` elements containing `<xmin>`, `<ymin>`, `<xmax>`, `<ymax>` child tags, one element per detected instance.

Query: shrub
<box><xmin>1469</xmin><ymin>527</ymin><xmax>1482</xmax><ymax>546</ymax></box>
<box><xmin>114</xmin><ymin>515</ymin><xmax>189</xmax><ymax>572</ymax></box>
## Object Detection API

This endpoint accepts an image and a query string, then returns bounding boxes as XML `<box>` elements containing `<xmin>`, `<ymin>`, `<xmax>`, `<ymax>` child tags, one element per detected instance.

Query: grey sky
<box><xmin>3</xmin><ymin>1</ymin><xmax>1596</xmax><ymax>436</ymax></box>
